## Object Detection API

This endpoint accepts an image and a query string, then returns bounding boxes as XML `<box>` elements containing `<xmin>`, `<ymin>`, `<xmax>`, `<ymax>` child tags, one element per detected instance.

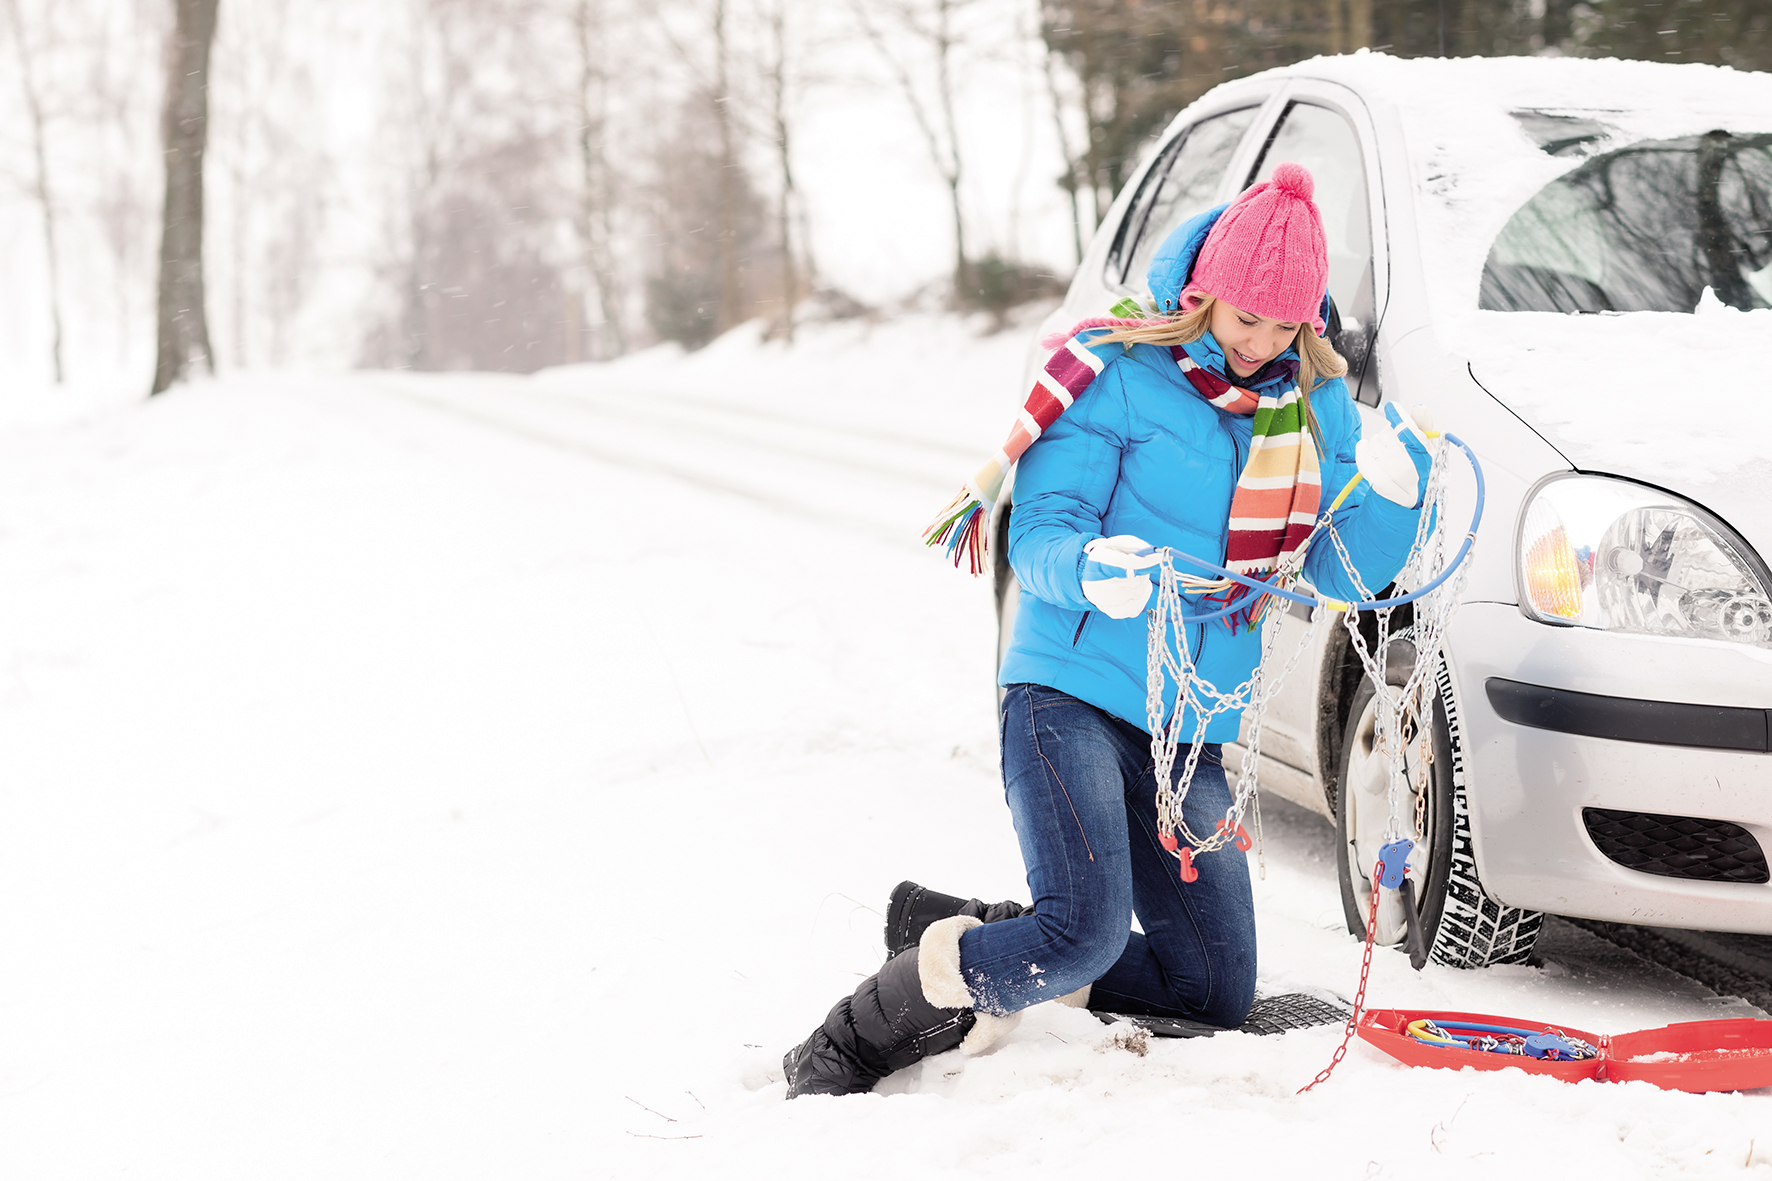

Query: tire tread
<box><xmin>1425</xmin><ymin>657</ymin><xmax>1544</xmax><ymax>968</ymax></box>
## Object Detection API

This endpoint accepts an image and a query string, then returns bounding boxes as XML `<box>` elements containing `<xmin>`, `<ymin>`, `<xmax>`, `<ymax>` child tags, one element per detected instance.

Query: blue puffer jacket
<box><xmin>997</xmin><ymin>209</ymin><xmax>1423</xmax><ymax>740</ymax></box>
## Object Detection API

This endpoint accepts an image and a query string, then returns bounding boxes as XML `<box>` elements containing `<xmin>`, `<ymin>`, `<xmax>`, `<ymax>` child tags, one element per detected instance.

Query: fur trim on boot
<box><xmin>915</xmin><ymin>914</ymin><xmax>980</xmax><ymax>1007</ymax></box>
<box><xmin>917</xmin><ymin>915</ymin><xmax>1021</xmax><ymax>1055</ymax></box>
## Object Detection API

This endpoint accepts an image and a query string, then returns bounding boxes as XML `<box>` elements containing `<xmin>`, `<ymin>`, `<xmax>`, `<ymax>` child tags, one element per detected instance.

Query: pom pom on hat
<box><xmin>1183</xmin><ymin>162</ymin><xmax>1329</xmax><ymax>334</ymax></box>
<box><xmin>1270</xmin><ymin>161</ymin><xmax>1314</xmax><ymax>201</ymax></box>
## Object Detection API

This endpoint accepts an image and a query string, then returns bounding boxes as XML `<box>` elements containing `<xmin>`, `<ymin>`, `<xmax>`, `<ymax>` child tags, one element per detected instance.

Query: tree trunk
<box><xmin>932</xmin><ymin>0</ymin><xmax>967</xmax><ymax>295</ymax></box>
<box><xmin>1040</xmin><ymin>41</ymin><xmax>1086</xmax><ymax>263</ymax></box>
<box><xmin>1539</xmin><ymin>0</ymin><xmax>1574</xmax><ymax>51</ymax></box>
<box><xmin>2</xmin><ymin>0</ymin><xmax>65</xmax><ymax>384</ymax></box>
<box><xmin>851</xmin><ymin>0</ymin><xmax>969</xmax><ymax>297</ymax></box>
<box><xmin>1347</xmin><ymin>0</ymin><xmax>1372</xmax><ymax>50</ymax></box>
<box><xmin>152</xmin><ymin>0</ymin><xmax>220</xmax><ymax>396</ymax></box>
<box><xmin>575</xmin><ymin>0</ymin><xmax>626</xmax><ymax>357</ymax></box>
<box><xmin>764</xmin><ymin>0</ymin><xmax>798</xmax><ymax>342</ymax></box>
<box><xmin>712</xmin><ymin>0</ymin><xmax>742</xmax><ymax>334</ymax></box>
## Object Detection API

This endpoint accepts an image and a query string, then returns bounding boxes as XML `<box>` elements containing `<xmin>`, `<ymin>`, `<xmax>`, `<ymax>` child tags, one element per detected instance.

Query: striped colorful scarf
<box><xmin>922</xmin><ymin>324</ymin><xmax>1320</xmax><ymax>590</ymax></box>
<box><xmin>1169</xmin><ymin>338</ymin><xmax>1320</xmax><ymax>579</ymax></box>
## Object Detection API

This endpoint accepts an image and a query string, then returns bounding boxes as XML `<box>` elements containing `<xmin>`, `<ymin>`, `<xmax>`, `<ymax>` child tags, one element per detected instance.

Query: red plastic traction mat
<box><xmin>1357</xmin><ymin>1008</ymin><xmax>1772</xmax><ymax>1093</ymax></box>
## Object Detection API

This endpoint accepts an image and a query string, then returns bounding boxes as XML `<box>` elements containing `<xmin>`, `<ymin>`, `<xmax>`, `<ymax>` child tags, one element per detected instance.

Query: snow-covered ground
<box><xmin>0</xmin><ymin>312</ymin><xmax>1766</xmax><ymax>1179</ymax></box>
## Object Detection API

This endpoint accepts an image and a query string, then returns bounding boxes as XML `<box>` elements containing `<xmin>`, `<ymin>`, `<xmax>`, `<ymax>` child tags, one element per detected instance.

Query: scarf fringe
<box><xmin>1200</xmin><ymin>576</ymin><xmax>1282</xmax><ymax>635</ymax></box>
<box><xmin>923</xmin><ymin>486</ymin><xmax>988</xmax><ymax>575</ymax></box>
<box><xmin>922</xmin><ymin>328</ymin><xmax>1118</xmax><ymax>574</ymax></box>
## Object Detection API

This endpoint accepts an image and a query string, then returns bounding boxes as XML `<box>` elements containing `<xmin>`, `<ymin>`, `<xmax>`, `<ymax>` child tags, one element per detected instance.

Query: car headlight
<box><xmin>1516</xmin><ymin>475</ymin><xmax>1772</xmax><ymax>648</ymax></box>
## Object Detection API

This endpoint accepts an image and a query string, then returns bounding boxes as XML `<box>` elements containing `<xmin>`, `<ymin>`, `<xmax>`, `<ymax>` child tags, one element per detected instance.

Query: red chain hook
<box><xmin>1216</xmin><ymin>818</ymin><xmax>1254</xmax><ymax>851</ymax></box>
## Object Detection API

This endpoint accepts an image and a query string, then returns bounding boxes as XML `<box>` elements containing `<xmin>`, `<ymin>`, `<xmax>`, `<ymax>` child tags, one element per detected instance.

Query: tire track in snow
<box><xmin>510</xmin><ymin>385</ymin><xmax>966</xmax><ymax>489</ymax></box>
<box><xmin>366</xmin><ymin>377</ymin><xmax>960</xmax><ymax>549</ymax></box>
<box><xmin>570</xmin><ymin>385</ymin><xmax>982</xmax><ymax>466</ymax></box>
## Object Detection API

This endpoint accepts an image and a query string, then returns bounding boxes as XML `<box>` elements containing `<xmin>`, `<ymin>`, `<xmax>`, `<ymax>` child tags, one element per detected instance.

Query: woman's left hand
<box><xmin>1355</xmin><ymin>403</ymin><xmax>1433</xmax><ymax>509</ymax></box>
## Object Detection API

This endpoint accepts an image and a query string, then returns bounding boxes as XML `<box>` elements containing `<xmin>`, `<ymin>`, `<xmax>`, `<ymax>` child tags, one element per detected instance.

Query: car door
<box><xmin>1225</xmin><ymin>82</ymin><xmax>1390</xmax><ymax>815</ymax></box>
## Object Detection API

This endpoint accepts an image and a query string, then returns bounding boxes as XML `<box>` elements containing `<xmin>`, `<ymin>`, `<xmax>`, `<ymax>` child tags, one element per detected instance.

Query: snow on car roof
<box><xmin>1278</xmin><ymin>53</ymin><xmax>1772</xmax><ymax>325</ymax></box>
<box><xmin>1248</xmin><ymin>55</ymin><xmax>1772</xmax><ymax>499</ymax></box>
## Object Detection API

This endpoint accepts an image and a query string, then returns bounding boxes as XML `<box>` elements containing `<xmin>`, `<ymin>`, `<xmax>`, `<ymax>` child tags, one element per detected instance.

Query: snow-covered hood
<box><xmin>1459</xmin><ymin>305</ymin><xmax>1772</xmax><ymax>550</ymax></box>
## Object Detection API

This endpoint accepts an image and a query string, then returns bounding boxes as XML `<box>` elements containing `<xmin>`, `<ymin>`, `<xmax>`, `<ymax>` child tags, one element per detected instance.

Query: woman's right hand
<box><xmin>1080</xmin><ymin>535</ymin><xmax>1161</xmax><ymax>618</ymax></box>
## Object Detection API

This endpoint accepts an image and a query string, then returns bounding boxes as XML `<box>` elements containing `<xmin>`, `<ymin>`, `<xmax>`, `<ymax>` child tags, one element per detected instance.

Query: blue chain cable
<box><xmin>1162</xmin><ymin>432</ymin><xmax>1485</xmax><ymax>624</ymax></box>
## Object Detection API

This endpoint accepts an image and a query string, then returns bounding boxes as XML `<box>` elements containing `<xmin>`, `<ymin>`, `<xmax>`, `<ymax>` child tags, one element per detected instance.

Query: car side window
<box><xmin>1250</xmin><ymin>101</ymin><xmax>1379</xmax><ymax>402</ymax></box>
<box><xmin>1104</xmin><ymin>107</ymin><xmax>1260</xmax><ymax>290</ymax></box>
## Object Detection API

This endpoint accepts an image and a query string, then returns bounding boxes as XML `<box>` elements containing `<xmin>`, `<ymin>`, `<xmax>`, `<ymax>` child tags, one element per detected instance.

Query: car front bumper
<box><xmin>1448</xmin><ymin>602</ymin><xmax>1772</xmax><ymax>934</ymax></box>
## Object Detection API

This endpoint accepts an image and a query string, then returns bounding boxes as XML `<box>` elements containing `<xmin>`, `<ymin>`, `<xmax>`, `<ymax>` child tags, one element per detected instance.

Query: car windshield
<box><xmin>1480</xmin><ymin>131</ymin><xmax>1772</xmax><ymax>313</ymax></box>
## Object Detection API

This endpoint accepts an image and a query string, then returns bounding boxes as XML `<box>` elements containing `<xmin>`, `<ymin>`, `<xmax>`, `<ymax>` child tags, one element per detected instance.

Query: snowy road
<box><xmin>0</xmin><ymin>317</ymin><xmax>1767</xmax><ymax>1179</ymax></box>
<box><xmin>379</xmin><ymin>353</ymin><xmax>1772</xmax><ymax>1014</ymax></box>
<box><xmin>368</xmin><ymin>371</ymin><xmax>974</xmax><ymax>548</ymax></box>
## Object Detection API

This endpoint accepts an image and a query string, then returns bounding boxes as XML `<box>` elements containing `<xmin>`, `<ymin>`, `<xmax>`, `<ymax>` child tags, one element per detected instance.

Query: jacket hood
<box><xmin>1147</xmin><ymin>204</ymin><xmax>1228</xmax><ymax>315</ymax></box>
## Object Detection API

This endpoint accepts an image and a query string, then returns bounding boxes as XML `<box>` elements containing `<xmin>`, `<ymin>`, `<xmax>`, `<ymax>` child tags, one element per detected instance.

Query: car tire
<box><xmin>1334</xmin><ymin>630</ymin><xmax>1544</xmax><ymax>968</ymax></box>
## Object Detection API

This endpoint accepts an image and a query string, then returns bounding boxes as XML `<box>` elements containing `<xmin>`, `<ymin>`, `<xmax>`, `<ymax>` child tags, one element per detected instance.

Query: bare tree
<box><xmin>644</xmin><ymin>84</ymin><xmax>772</xmax><ymax>348</ymax></box>
<box><xmin>360</xmin><ymin>0</ymin><xmax>581</xmax><ymax>373</ymax></box>
<box><xmin>2</xmin><ymin>0</ymin><xmax>67</xmax><ymax>382</ymax></box>
<box><xmin>88</xmin><ymin>0</ymin><xmax>165</xmax><ymax>367</ymax></box>
<box><xmin>1038</xmin><ymin>28</ymin><xmax>1087</xmax><ymax>263</ymax></box>
<box><xmin>710</xmin><ymin>0</ymin><xmax>743</xmax><ymax>335</ymax></box>
<box><xmin>209</xmin><ymin>0</ymin><xmax>329</xmax><ymax>368</ymax></box>
<box><xmin>750</xmin><ymin>0</ymin><xmax>812</xmax><ymax>340</ymax></box>
<box><xmin>573</xmin><ymin>0</ymin><xmax>627</xmax><ymax>358</ymax></box>
<box><xmin>152</xmin><ymin>0</ymin><xmax>220</xmax><ymax>395</ymax></box>
<box><xmin>650</xmin><ymin>0</ymin><xmax>785</xmax><ymax>338</ymax></box>
<box><xmin>850</xmin><ymin>0</ymin><xmax>977</xmax><ymax>296</ymax></box>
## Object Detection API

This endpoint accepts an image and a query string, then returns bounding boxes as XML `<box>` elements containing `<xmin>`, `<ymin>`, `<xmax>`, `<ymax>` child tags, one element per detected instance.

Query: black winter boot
<box><xmin>884</xmin><ymin>880</ymin><xmax>1031</xmax><ymax>958</ymax></box>
<box><xmin>783</xmin><ymin>915</ymin><xmax>1019</xmax><ymax>1099</ymax></box>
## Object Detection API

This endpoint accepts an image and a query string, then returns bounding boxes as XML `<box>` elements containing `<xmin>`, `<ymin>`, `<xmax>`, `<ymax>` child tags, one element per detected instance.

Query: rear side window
<box><xmin>1481</xmin><ymin>131</ymin><xmax>1772</xmax><ymax>313</ymax></box>
<box><xmin>1104</xmin><ymin>107</ymin><xmax>1259</xmax><ymax>289</ymax></box>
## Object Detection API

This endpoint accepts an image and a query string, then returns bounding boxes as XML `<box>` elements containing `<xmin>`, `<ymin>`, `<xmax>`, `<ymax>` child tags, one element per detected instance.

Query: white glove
<box><xmin>1081</xmin><ymin>535</ymin><xmax>1161</xmax><ymax>619</ymax></box>
<box><xmin>1355</xmin><ymin>403</ymin><xmax>1434</xmax><ymax>509</ymax></box>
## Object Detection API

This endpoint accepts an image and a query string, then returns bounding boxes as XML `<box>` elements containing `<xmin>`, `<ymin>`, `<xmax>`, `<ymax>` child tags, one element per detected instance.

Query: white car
<box><xmin>997</xmin><ymin>54</ymin><xmax>1772</xmax><ymax>967</ymax></box>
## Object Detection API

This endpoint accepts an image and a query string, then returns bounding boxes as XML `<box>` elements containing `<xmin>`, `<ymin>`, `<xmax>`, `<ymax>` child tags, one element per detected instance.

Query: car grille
<box><xmin>1582</xmin><ymin>808</ymin><xmax>1770</xmax><ymax>885</ymax></box>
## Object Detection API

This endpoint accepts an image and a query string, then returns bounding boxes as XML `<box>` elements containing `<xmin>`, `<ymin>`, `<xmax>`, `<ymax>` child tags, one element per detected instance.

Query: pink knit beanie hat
<box><xmin>1183</xmin><ymin>162</ymin><xmax>1329</xmax><ymax>335</ymax></box>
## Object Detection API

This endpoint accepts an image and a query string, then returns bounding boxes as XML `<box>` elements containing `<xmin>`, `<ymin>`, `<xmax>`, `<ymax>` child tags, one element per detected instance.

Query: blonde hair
<box><xmin>1088</xmin><ymin>294</ymin><xmax>1347</xmax><ymax>450</ymax></box>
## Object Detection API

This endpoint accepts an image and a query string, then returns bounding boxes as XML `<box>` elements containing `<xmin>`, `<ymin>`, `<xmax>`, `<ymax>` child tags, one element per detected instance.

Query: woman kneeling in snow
<box><xmin>783</xmin><ymin>164</ymin><xmax>1434</xmax><ymax>1098</ymax></box>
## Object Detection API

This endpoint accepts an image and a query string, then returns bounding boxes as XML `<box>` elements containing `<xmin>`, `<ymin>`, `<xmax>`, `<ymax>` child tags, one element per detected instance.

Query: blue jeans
<box><xmin>958</xmin><ymin>683</ymin><xmax>1257</xmax><ymax>1027</ymax></box>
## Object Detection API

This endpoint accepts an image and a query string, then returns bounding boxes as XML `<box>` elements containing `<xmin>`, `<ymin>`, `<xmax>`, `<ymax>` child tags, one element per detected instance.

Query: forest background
<box><xmin>2</xmin><ymin>0</ymin><xmax>1770</xmax><ymax>392</ymax></box>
